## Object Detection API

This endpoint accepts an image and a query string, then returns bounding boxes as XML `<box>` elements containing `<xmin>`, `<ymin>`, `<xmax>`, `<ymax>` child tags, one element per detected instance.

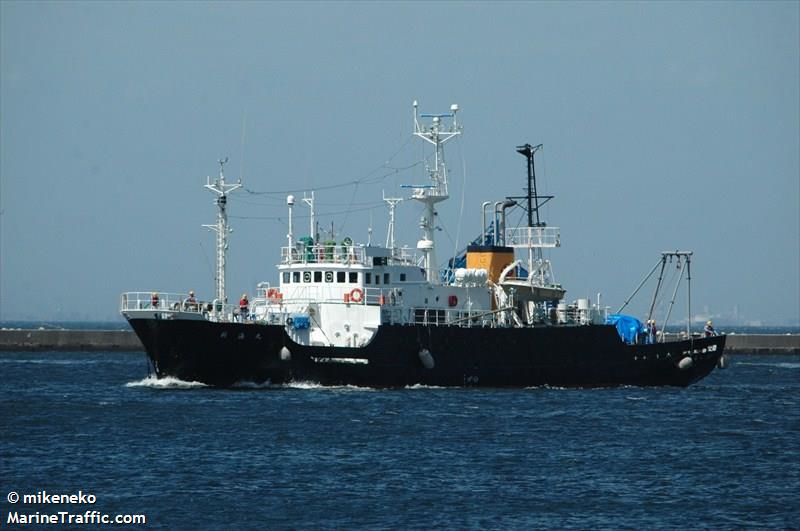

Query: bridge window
<box><xmin>337</xmin><ymin>271</ymin><xmax>346</xmax><ymax>283</ymax></box>
<box><xmin>375</xmin><ymin>275</ymin><xmax>380</xmax><ymax>285</ymax></box>
<box><xmin>283</xmin><ymin>272</ymin><xmax>290</xmax><ymax>283</ymax></box>
<box><xmin>292</xmin><ymin>271</ymin><xmax>300</xmax><ymax>283</ymax></box>
<box><xmin>365</xmin><ymin>272</ymin><xmax>372</xmax><ymax>284</ymax></box>
<box><xmin>384</xmin><ymin>273</ymin><xmax>390</xmax><ymax>284</ymax></box>
<box><xmin>349</xmin><ymin>272</ymin><xmax>358</xmax><ymax>283</ymax></box>
<box><xmin>314</xmin><ymin>271</ymin><xmax>322</xmax><ymax>283</ymax></box>
<box><xmin>400</xmin><ymin>273</ymin><xmax>406</xmax><ymax>282</ymax></box>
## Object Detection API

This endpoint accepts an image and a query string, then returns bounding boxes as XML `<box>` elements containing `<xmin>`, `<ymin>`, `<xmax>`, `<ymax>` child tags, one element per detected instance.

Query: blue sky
<box><xmin>1</xmin><ymin>1</ymin><xmax>798</xmax><ymax>325</ymax></box>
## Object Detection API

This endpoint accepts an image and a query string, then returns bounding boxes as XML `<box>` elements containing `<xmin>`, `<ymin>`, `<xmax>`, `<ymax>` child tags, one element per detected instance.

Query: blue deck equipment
<box><xmin>606</xmin><ymin>314</ymin><xmax>646</xmax><ymax>344</ymax></box>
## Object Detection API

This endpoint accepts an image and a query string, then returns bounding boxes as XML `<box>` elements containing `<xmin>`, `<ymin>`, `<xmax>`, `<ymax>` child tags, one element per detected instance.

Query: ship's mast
<box><xmin>506</xmin><ymin>144</ymin><xmax>559</xmax><ymax>288</ymax></box>
<box><xmin>286</xmin><ymin>194</ymin><xmax>295</xmax><ymax>249</ymax></box>
<box><xmin>514</xmin><ymin>143</ymin><xmax>550</xmax><ymax>228</ymax></box>
<box><xmin>383</xmin><ymin>192</ymin><xmax>403</xmax><ymax>251</ymax></box>
<box><xmin>203</xmin><ymin>158</ymin><xmax>242</xmax><ymax>302</ymax></box>
<box><xmin>409</xmin><ymin>100</ymin><xmax>462</xmax><ymax>283</ymax></box>
<box><xmin>302</xmin><ymin>191</ymin><xmax>316</xmax><ymax>241</ymax></box>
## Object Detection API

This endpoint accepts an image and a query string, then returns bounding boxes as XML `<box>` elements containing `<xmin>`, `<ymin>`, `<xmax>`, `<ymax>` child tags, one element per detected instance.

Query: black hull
<box><xmin>128</xmin><ymin>318</ymin><xmax>726</xmax><ymax>388</ymax></box>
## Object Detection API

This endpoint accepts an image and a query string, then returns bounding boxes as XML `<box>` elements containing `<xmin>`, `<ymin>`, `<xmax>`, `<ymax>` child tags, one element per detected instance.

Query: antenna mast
<box><xmin>506</xmin><ymin>144</ymin><xmax>561</xmax><ymax>290</ymax></box>
<box><xmin>302</xmin><ymin>191</ymin><xmax>316</xmax><ymax>242</ymax></box>
<box><xmin>383</xmin><ymin>192</ymin><xmax>403</xmax><ymax>251</ymax></box>
<box><xmin>203</xmin><ymin>157</ymin><xmax>242</xmax><ymax>303</ymax></box>
<box><xmin>514</xmin><ymin>143</ymin><xmax>550</xmax><ymax>227</ymax></box>
<box><xmin>408</xmin><ymin>100</ymin><xmax>462</xmax><ymax>283</ymax></box>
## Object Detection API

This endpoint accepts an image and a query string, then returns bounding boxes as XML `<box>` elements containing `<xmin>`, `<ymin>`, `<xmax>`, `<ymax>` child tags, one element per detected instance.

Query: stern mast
<box><xmin>508</xmin><ymin>144</ymin><xmax>559</xmax><ymax>289</ymax></box>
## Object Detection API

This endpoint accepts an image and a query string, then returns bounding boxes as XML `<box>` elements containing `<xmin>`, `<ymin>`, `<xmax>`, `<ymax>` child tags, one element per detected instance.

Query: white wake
<box><xmin>125</xmin><ymin>375</ymin><xmax>208</xmax><ymax>389</ymax></box>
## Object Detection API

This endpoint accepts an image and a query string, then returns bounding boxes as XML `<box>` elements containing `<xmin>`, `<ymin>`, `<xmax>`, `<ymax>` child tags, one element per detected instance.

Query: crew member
<box><xmin>151</xmin><ymin>292</ymin><xmax>159</xmax><ymax>309</ymax></box>
<box><xmin>647</xmin><ymin>319</ymin><xmax>658</xmax><ymax>344</ymax></box>
<box><xmin>239</xmin><ymin>294</ymin><xmax>250</xmax><ymax>322</ymax></box>
<box><xmin>185</xmin><ymin>290</ymin><xmax>197</xmax><ymax>310</ymax></box>
<box><xmin>704</xmin><ymin>320</ymin><xmax>716</xmax><ymax>337</ymax></box>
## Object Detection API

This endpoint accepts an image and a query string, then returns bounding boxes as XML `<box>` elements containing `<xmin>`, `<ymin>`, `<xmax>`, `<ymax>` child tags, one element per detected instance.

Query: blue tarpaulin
<box><xmin>290</xmin><ymin>315</ymin><xmax>310</xmax><ymax>330</ymax></box>
<box><xmin>606</xmin><ymin>314</ymin><xmax>646</xmax><ymax>344</ymax></box>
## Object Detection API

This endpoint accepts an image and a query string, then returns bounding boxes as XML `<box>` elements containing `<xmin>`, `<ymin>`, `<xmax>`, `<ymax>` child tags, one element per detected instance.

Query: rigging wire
<box><xmin>242</xmin><ymin>136</ymin><xmax>419</xmax><ymax>196</ymax></box>
<box><xmin>449</xmin><ymin>135</ymin><xmax>467</xmax><ymax>269</ymax></box>
<box><xmin>660</xmin><ymin>262</ymin><xmax>686</xmax><ymax>332</ymax></box>
<box><xmin>239</xmin><ymin>110</ymin><xmax>247</xmax><ymax>183</ymax></box>
<box><xmin>225</xmin><ymin>135</ymin><xmax>422</xmax><ymax>236</ymax></box>
<box><xmin>241</xmin><ymin>162</ymin><xmax>420</xmax><ymax>196</ymax></box>
<box><xmin>230</xmin><ymin>202</ymin><xmax>384</xmax><ymax>222</ymax></box>
<box><xmin>198</xmin><ymin>241</ymin><xmax>214</xmax><ymax>278</ymax></box>
<box><xmin>439</xmin><ymin>221</ymin><xmax>455</xmax><ymax>250</ymax></box>
<box><xmin>652</xmin><ymin>264</ymin><xmax>680</xmax><ymax>317</ymax></box>
<box><xmin>229</xmin><ymin>195</ymin><xmax>381</xmax><ymax>208</ymax></box>
<box><xmin>229</xmin><ymin>195</ymin><xmax>289</xmax><ymax>207</ymax></box>
<box><xmin>339</xmin><ymin>181</ymin><xmax>360</xmax><ymax>234</ymax></box>
<box><xmin>540</xmin><ymin>146</ymin><xmax>551</xmax><ymax>222</ymax></box>
<box><xmin>617</xmin><ymin>257</ymin><xmax>663</xmax><ymax>314</ymax></box>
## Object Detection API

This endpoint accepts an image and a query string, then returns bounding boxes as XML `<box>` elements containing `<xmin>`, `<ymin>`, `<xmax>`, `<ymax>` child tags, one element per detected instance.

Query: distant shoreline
<box><xmin>0</xmin><ymin>330</ymin><xmax>142</xmax><ymax>351</ymax></box>
<box><xmin>0</xmin><ymin>320</ymin><xmax>130</xmax><ymax>331</ymax></box>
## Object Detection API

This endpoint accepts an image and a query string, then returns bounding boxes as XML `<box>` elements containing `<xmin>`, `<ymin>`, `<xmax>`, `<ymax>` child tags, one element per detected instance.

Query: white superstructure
<box><xmin>254</xmin><ymin>240</ymin><xmax>492</xmax><ymax>348</ymax></box>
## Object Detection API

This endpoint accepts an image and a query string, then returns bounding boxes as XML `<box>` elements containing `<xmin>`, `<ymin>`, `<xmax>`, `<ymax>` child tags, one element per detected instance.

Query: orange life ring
<box><xmin>350</xmin><ymin>288</ymin><xmax>364</xmax><ymax>303</ymax></box>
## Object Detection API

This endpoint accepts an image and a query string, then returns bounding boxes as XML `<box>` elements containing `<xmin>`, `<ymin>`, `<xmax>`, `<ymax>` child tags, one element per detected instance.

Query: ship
<box><xmin>121</xmin><ymin>102</ymin><xmax>726</xmax><ymax>388</ymax></box>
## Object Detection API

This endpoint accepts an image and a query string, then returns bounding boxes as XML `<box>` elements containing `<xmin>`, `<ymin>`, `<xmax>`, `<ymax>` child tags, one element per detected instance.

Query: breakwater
<box><xmin>0</xmin><ymin>329</ymin><xmax>798</xmax><ymax>354</ymax></box>
<box><xmin>722</xmin><ymin>334</ymin><xmax>800</xmax><ymax>355</ymax></box>
<box><xmin>0</xmin><ymin>330</ymin><xmax>142</xmax><ymax>351</ymax></box>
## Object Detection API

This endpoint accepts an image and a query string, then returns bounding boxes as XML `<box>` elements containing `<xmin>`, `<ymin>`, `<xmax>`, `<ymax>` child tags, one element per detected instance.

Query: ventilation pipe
<box><xmin>494</xmin><ymin>200</ymin><xmax>517</xmax><ymax>245</ymax></box>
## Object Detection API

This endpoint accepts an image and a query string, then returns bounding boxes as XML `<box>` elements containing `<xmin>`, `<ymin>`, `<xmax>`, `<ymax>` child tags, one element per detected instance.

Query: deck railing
<box><xmin>377</xmin><ymin>306</ymin><xmax>518</xmax><ymax>327</ymax></box>
<box><xmin>505</xmin><ymin>226</ymin><xmax>560</xmax><ymax>248</ymax></box>
<box><xmin>281</xmin><ymin>245</ymin><xmax>368</xmax><ymax>265</ymax></box>
<box><xmin>120</xmin><ymin>292</ymin><xmax>240</xmax><ymax>322</ymax></box>
<box><xmin>122</xmin><ymin>290</ymin><xmax>603</xmax><ymax>329</ymax></box>
<box><xmin>121</xmin><ymin>292</ymin><xmax>197</xmax><ymax>312</ymax></box>
<box><xmin>268</xmin><ymin>285</ymin><xmax>398</xmax><ymax>306</ymax></box>
<box><xmin>280</xmin><ymin>244</ymin><xmax>420</xmax><ymax>266</ymax></box>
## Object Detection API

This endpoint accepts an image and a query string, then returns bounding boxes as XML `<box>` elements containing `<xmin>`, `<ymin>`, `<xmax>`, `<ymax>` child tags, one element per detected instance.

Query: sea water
<box><xmin>1</xmin><ymin>351</ymin><xmax>798</xmax><ymax>529</ymax></box>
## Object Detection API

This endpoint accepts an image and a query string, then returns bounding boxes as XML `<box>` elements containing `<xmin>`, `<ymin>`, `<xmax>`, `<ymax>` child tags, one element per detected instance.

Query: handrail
<box><xmin>120</xmin><ymin>291</ymin><xmax>242</xmax><ymax>322</ymax></box>
<box><xmin>281</xmin><ymin>244</ymin><xmax>367</xmax><ymax>265</ymax></box>
<box><xmin>123</xmin><ymin>285</ymin><xmax>608</xmax><ymax>328</ymax></box>
<box><xmin>505</xmin><ymin>226</ymin><xmax>560</xmax><ymax>248</ymax></box>
<box><xmin>272</xmin><ymin>285</ymin><xmax>396</xmax><ymax>306</ymax></box>
<box><xmin>280</xmin><ymin>244</ymin><xmax>421</xmax><ymax>266</ymax></box>
<box><xmin>121</xmin><ymin>292</ymin><xmax>197</xmax><ymax>312</ymax></box>
<box><xmin>448</xmin><ymin>306</ymin><xmax>514</xmax><ymax>325</ymax></box>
